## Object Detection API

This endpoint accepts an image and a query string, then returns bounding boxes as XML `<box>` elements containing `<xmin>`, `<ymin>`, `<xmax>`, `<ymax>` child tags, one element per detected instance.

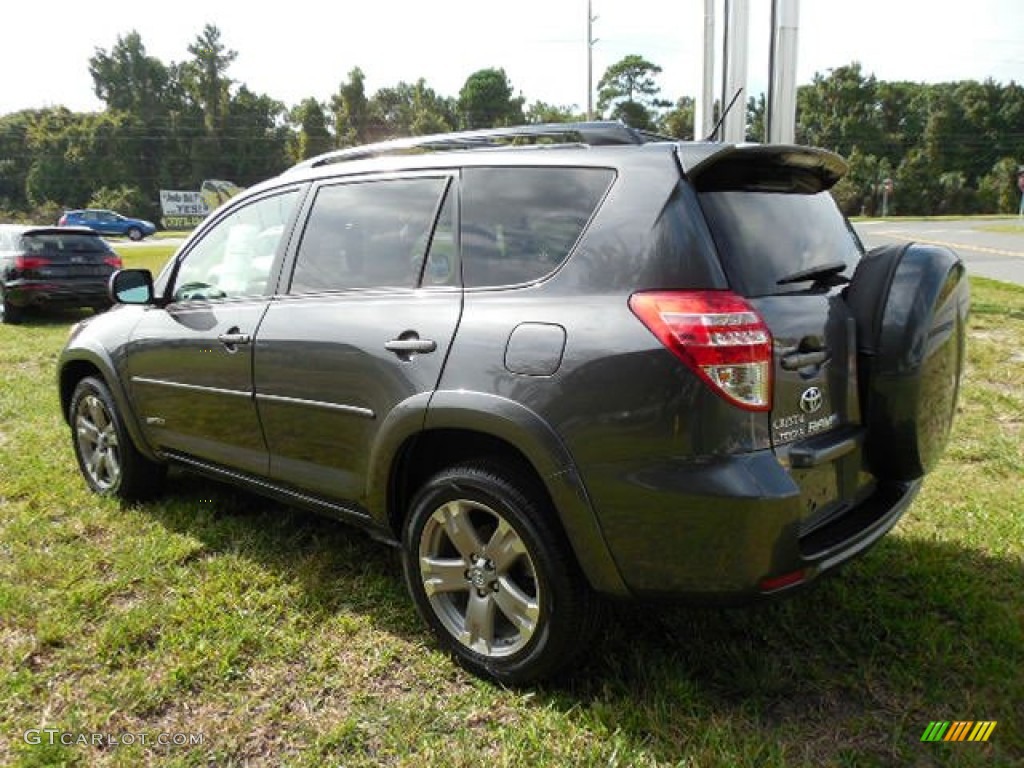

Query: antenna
<box><xmin>704</xmin><ymin>88</ymin><xmax>744</xmax><ymax>142</ymax></box>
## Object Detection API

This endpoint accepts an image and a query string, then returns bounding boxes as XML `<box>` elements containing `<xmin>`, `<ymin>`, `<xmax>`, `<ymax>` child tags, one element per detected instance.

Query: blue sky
<box><xmin>2</xmin><ymin>0</ymin><xmax>1022</xmax><ymax>115</ymax></box>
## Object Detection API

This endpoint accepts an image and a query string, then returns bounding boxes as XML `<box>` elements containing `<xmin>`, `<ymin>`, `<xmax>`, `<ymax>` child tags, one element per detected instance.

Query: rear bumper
<box><xmin>587</xmin><ymin>446</ymin><xmax>919</xmax><ymax>602</ymax></box>
<box><xmin>5</xmin><ymin>280</ymin><xmax>110</xmax><ymax>309</ymax></box>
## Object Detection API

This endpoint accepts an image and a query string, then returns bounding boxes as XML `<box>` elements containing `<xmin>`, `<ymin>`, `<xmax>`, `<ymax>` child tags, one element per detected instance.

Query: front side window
<box><xmin>172</xmin><ymin>190</ymin><xmax>299</xmax><ymax>302</ymax></box>
<box><xmin>290</xmin><ymin>177</ymin><xmax>449</xmax><ymax>293</ymax></box>
<box><xmin>461</xmin><ymin>167</ymin><xmax>614</xmax><ymax>288</ymax></box>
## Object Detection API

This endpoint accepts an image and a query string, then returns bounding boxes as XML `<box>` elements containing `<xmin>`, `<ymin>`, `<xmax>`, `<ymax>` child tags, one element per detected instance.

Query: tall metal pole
<box><xmin>720</xmin><ymin>0</ymin><xmax>730</xmax><ymax>135</ymax></box>
<box><xmin>696</xmin><ymin>0</ymin><xmax>716</xmax><ymax>139</ymax></box>
<box><xmin>587</xmin><ymin>0</ymin><xmax>597</xmax><ymax>120</ymax></box>
<box><xmin>722</xmin><ymin>0</ymin><xmax>749</xmax><ymax>144</ymax></box>
<box><xmin>768</xmin><ymin>0</ymin><xmax>800</xmax><ymax>144</ymax></box>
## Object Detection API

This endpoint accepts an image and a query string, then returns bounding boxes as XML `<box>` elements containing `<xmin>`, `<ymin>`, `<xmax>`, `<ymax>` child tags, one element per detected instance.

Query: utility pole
<box><xmin>587</xmin><ymin>0</ymin><xmax>598</xmax><ymax>120</ymax></box>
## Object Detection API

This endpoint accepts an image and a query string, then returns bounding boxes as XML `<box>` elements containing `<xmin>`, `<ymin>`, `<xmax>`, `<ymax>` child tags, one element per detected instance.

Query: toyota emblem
<box><xmin>799</xmin><ymin>386</ymin><xmax>823</xmax><ymax>414</ymax></box>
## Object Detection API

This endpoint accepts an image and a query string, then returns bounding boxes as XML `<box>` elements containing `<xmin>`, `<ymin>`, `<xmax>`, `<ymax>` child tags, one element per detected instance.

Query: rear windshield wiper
<box><xmin>777</xmin><ymin>261</ymin><xmax>850</xmax><ymax>287</ymax></box>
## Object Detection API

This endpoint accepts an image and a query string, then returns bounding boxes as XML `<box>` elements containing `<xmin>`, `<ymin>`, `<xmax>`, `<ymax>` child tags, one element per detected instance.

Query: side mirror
<box><xmin>109</xmin><ymin>269</ymin><xmax>155</xmax><ymax>305</ymax></box>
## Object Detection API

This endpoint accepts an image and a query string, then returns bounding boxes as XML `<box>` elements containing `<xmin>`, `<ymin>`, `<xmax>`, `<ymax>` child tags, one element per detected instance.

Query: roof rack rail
<box><xmin>286</xmin><ymin>121</ymin><xmax>667</xmax><ymax>173</ymax></box>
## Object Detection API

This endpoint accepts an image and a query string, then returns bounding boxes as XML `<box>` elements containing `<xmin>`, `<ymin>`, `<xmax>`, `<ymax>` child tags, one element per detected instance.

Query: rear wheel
<box><xmin>0</xmin><ymin>286</ymin><xmax>23</xmax><ymax>324</ymax></box>
<box><xmin>69</xmin><ymin>376</ymin><xmax>166</xmax><ymax>500</ymax></box>
<box><xmin>402</xmin><ymin>462</ymin><xmax>602</xmax><ymax>684</ymax></box>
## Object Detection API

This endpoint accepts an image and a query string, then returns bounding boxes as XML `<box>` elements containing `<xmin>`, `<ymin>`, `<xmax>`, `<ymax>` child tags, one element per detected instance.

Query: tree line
<box><xmin>0</xmin><ymin>26</ymin><xmax>1021</xmax><ymax>223</ymax></box>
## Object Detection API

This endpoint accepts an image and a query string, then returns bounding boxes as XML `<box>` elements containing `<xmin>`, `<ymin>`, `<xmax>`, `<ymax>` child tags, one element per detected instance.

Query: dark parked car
<box><xmin>59</xmin><ymin>209</ymin><xmax>157</xmax><ymax>241</ymax></box>
<box><xmin>57</xmin><ymin>123</ymin><xmax>969</xmax><ymax>683</ymax></box>
<box><xmin>1</xmin><ymin>225</ymin><xmax>122</xmax><ymax>323</ymax></box>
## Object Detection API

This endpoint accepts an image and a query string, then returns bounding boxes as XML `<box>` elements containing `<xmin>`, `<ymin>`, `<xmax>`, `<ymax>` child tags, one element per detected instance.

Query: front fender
<box><xmin>58</xmin><ymin>315</ymin><xmax>159</xmax><ymax>464</ymax></box>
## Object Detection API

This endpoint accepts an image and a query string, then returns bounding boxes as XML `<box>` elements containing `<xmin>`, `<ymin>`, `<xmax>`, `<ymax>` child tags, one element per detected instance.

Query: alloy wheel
<box><xmin>417</xmin><ymin>498</ymin><xmax>541</xmax><ymax>658</ymax></box>
<box><xmin>73</xmin><ymin>393</ymin><xmax>122</xmax><ymax>492</ymax></box>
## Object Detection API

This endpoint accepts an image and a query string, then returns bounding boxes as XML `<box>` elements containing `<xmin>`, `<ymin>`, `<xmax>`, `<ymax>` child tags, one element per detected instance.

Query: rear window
<box><xmin>21</xmin><ymin>233</ymin><xmax>111</xmax><ymax>254</ymax></box>
<box><xmin>699</xmin><ymin>190</ymin><xmax>862</xmax><ymax>297</ymax></box>
<box><xmin>461</xmin><ymin>167</ymin><xmax>614</xmax><ymax>287</ymax></box>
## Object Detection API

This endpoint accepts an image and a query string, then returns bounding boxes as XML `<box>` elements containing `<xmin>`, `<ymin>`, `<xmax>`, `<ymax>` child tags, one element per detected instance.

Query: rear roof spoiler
<box><xmin>19</xmin><ymin>226</ymin><xmax>99</xmax><ymax>236</ymax></box>
<box><xmin>680</xmin><ymin>144</ymin><xmax>848</xmax><ymax>193</ymax></box>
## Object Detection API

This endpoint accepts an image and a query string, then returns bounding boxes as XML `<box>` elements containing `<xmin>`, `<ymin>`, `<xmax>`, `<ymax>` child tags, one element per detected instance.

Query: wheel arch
<box><xmin>58</xmin><ymin>346</ymin><xmax>160</xmax><ymax>463</ymax></box>
<box><xmin>367</xmin><ymin>390</ymin><xmax>628</xmax><ymax>596</ymax></box>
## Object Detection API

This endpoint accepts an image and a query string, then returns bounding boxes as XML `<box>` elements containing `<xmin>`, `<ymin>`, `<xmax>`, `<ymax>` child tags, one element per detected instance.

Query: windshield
<box><xmin>699</xmin><ymin>190</ymin><xmax>863</xmax><ymax>297</ymax></box>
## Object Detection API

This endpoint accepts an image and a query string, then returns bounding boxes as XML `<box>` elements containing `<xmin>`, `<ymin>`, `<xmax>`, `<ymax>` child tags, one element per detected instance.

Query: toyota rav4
<box><xmin>57</xmin><ymin>122</ymin><xmax>969</xmax><ymax>683</ymax></box>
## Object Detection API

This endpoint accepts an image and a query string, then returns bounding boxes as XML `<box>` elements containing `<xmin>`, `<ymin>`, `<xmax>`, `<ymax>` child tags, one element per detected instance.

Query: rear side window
<box><xmin>699</xmin><ymin>190</ymin><xmax>863</xmax><ymax>297</ymax></box>
<box><xmin>461</xmin><ymin>167</ymin><xmax>613</xmax><ymax>288</ymax></box>
<box><xmin>290</xmin><ymin>177</ymin><xmax>449</xmax><ymax>293</ymax></box>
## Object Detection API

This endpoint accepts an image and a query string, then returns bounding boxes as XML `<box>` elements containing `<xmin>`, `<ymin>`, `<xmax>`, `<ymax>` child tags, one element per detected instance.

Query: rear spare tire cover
<box><xmin>846</xmin><ymin>243</ymin><xmax>969</xmax><ymax>481</ymax></box>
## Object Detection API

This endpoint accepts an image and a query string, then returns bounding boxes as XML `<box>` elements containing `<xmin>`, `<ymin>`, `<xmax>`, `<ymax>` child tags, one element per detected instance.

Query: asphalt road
<box><xmin>855</xmin><ymin>218</ymin><xmax>1024</xmax><ymax>286</ymax></box>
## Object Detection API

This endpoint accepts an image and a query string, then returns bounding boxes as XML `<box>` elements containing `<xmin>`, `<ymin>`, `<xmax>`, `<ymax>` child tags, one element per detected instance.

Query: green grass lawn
<box><xmin>113</xmin><ymin>243</ymin><xmax>178</xmax><ymax>274</ymax></box>
<box><xmin>978</xmin><ymin>223</ymin><xmax>1024</xmax><ymax>234</ymax></box>
<box><xmin>1</xmin><ymin>278</ymin><xmax>1021</xmax><ymax>766</ymax></box>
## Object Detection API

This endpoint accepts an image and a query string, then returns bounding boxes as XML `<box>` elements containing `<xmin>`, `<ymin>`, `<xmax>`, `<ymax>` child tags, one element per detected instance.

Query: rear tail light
<box><xmin>14</xmin><ymin>254</ymin><xmax>51</xmax><ymax>270</ymax></box>
<box><xmin>629</xmin><ymin>290</ymin><xmax>773</xmax><ymax>411</ymax></box>
<box><xmin>105</xmin><ymin>255</ymin><xmax>123</xmax><ymax>268</ymax></box>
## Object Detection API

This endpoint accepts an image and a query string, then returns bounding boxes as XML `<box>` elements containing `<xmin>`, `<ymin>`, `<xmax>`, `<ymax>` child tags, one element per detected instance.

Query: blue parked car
<box><xmin>59</xmin><ymin>209</ymin><xmax>157</xmax><ymax>241</ymax></box>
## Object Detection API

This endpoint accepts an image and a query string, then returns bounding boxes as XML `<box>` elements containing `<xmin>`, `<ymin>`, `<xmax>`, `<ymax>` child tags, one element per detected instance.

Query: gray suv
<box><xmin>57</xmin><ymin>123</ymin><xmax>969</xmax><ymax>683</ymax></box>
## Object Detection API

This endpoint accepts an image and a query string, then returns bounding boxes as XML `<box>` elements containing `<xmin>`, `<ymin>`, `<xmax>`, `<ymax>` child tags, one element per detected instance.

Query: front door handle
<box><xmin>217</xmin><ymin>328</ymin><xmax>252</xmax><ymax>351</ymax></box>
<box><xmin>385</xmin><ymin>338</ymin><xmax>437</xmax><ymax>354</ymax></box>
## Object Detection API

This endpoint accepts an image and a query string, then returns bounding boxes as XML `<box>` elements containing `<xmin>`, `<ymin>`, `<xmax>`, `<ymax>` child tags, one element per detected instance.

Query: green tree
<box><xmin>184</xmin><ymin>24</ymin><xmax>237</xmax><ymax>135</ymax></box>
<box><xmin>597</xmin><ymin>55</ymin><xmax>667</xmax><ymax>129</ymax></box>
<box><xmin>332</xmin><ymin>67</ymin><xmax>372</xmax><ymax>146</ymax></box>
<box><xmin>371</xmin><ymin>79</ymin><xmax>455</xmax><ymax>138</ymax></box>
<box><xmin>222</xmin><ymin>87</ymin><xmax>289</xmax><ymax>184</ymax></box>
<box><xmin>88</xmin><ymin>184</ymin><xmax>147</xmax><ymax>215</ymax></box>
<box><xmin>525</xmin><ymin>101</ymin><xmax>580</xmax><ymax>124</ymax></box>
<box><xmin>457</xmin><ymin>68</ymin><xmax>524</xmax><ymax>129</ymax></box>
<box><xmin>89</xmin><ymin>31</ymin><xmax>172</xmax><ymax>120</ymax></box>
<box><xmin>290</xmin><ymin>98</ymin><xmax>333</xmax><ymax>162</ymax></box>
<box><xmin>796</xmin><ymin>62</ymin><xmax>884</xmax><ymax>157</ymax></box>
<box><xmin>0</xmin><ymin>111</ymin><xmax>37</xmax><ymax>211</ymax></box>
<box><xmin>89</xmin><ymin>31</ymin><xmax>183</xmax><ymax>209</ymax></box>
<box><xmin>658</xmin><ymin>96</ymin><xmax>695</xmax><ymax>139</ymax></box>
<box><xmin>23</xmin><ymin>108</ymin><xmax>93</xmax><ymax>209</ymax></box>
<box><xmin>746</xmin><ymin>94</ymin><xmax>765</xmax><ymax>142</ymax></box>
<box><xmin>977</xmin><ymin>157</ymin><xmax>1022</xmax><ymax>213</ymax></box>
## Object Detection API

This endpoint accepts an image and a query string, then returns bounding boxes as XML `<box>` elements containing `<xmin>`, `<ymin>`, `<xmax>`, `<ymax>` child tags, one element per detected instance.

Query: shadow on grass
<box><xmin>144</xmin><ymin>471</ymin><xmax>420</xmax><ymax>638</ymax></box>
<box><xmin>4</xmin><ymin>306</ymin><xmax>99</xmax><ymax>328</ymax></box>
<box><xmin>559</xmin><ymin>540</ymin><xmax>1023</xmax><ymax>765</ymax></box>
<box><xmin>139</xmin><ymin>473</ymin><xmax>1022</xmax><ymax>765</ymax></box>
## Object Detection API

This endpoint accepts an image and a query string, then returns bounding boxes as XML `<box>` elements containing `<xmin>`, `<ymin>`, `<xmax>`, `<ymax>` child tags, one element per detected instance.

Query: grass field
<box><xmin>1</xmin><ymin>269</ymin><xmax>1021</xmax><ymax>767</ymax></box>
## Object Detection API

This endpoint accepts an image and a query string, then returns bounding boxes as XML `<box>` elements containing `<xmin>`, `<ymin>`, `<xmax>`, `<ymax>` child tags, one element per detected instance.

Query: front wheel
<box><xmin>69</xmin><ymin>376</ymin><xmax>165</xmax><ymax>500</ymax></box>
<box><xmin>126</xmin><ymin>227</ymin><xmax>143</xmax><ymax>241</ymax></box>
<box><xmin>402</xmin><ymin>462</ymin><xmax>602</xmax><ymax>684</ymax></box>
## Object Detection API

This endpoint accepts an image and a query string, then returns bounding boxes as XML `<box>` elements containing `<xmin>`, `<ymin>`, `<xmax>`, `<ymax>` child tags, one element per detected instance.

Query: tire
<box><xmin>846</xmin><ymin>243</ymin><xmax>969</xmax><ymax>481</ymax></box>
<box><xmin>401</xmin><ymin>462</ymin><xmax>602</xmax><ymax>684</ymax></box>
<box><xmin>69</xmin><ymin>376</ymin><xmax>166</xmax><ymax>501</ymax></box>
<box><xmin>0</xmin><ymin>285</ymin><xmax>23</xmax><ymax>325</ymax></box>
<box><xmin>127</xmin><ymin>227</ymin><xmax>143</xmax><ymax>241</ymax></box>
